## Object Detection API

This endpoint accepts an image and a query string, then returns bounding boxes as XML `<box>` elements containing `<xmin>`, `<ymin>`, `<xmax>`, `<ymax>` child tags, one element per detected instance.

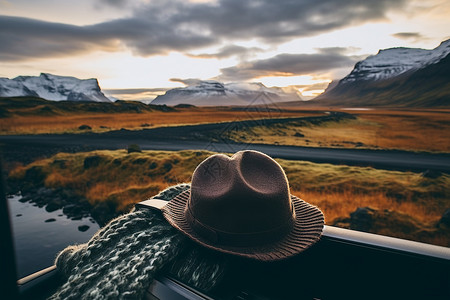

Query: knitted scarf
<box><xmin>49</xmin><ymin>184</ymin><xmax>229</xmax><ymax>300</ymax></box>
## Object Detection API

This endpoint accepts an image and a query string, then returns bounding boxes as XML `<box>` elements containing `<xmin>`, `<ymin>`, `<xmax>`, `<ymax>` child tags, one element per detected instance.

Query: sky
<box><xmin>0</xmin><ymin>0</ymin><xmax>449</xmax><ymax>101</ymax></box>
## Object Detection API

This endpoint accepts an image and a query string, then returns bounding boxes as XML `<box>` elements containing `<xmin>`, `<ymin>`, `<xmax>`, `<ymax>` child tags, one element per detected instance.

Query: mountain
<box><xmin>0</xmin><ymin>73</ymin><xmax>111</xmax><ymax>102</ymax></box>
<box><xmin>151</xmin><ymin>81</ymin><xmax>302</xmax><ymax>106</ymax></box>
<box><xmin>315</xmin><ymin>39</ymin><xmax>450</xmax><ymax>107</ymax></box>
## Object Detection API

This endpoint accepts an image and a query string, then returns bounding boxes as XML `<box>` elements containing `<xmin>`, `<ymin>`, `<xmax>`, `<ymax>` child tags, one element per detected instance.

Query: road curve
<box><xmin>1</xmin><ymin>132</ymin><xmax>449</xmax><ymax>173</ymax></box>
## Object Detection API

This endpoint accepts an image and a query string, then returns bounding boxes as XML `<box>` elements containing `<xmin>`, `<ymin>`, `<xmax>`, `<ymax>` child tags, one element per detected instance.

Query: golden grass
<box><xmin>3</xmin><ymin>106</ymin><xmax>449</xmax><ymax>152</ymax></box>
<box><xmin>9</xmin><ymin>149</ymin><xmax>449</xmax><ymax>246</ymax></box>
<box><xmin>227</xmin><ymin>108</ymin><xmax>450</xmax><ymax>152</ymax></box>
<box><xmin>295</xmin><ymin>189</ymin><xmax>440</xmax><ymax>225</ymax></box>
<box><xmin>0</xmin><ymin>107</ymin><xmax>321</xmax><ymax>135</ymax></box>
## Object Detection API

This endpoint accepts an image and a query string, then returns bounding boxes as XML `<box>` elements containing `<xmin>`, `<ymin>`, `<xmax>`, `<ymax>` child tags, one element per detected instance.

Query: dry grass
<box><xmin>3</xmin><ymin>106</ymin><xmax>449</xmax><ymax>152</ymax></box>
<box><xmin>9</xmin><ymin>149</ymin><xmax>450</xmax><ymax>246</ymax></box>
<box><xmin>227</xmin><ymin>108</ymin><xmax>450</xmax><ymax>152</ymax></box>
<box><xmin>280</xmin><ymin>159</ymin><xmax>448</xmax><ymax>223</ymax></box>
<box><xmin>0</xmin><ymin>107</ymin><xmax>320</xmax><ymax>135</ymax></box>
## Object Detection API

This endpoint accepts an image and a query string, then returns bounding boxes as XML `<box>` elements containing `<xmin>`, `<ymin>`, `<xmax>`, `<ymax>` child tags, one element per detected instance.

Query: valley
<box><xmin>1</xmin><ymin>97</ymin><xmax>449</xmax><ymax>153</ymax></box>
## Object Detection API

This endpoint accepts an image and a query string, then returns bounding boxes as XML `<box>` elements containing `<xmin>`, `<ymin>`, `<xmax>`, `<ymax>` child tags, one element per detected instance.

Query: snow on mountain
<box><xmin>315</xmin><ymin>39</ymin><xmax>450</xmax><ymax>107</ymax></box>
<box><xmin>340</xmin><ymin>39</ymin><xmax>450</xmax><ymax>84</ymax></box>
<box><xmin>0</xmin><ymin>73</ymin><xmax>111</xmax><ymax>102</ymax></box>
<box><xmin>151</xmin><ymin>81</ymin><xmax>302</xmax><ymax>106</ymax></box>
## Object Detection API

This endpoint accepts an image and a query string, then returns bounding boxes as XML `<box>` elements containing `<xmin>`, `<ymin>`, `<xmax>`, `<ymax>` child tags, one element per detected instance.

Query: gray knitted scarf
<box><xmin>49</xmin><ymin>184</ymin><xmax>229</xmax><ymax>300</ymax></box>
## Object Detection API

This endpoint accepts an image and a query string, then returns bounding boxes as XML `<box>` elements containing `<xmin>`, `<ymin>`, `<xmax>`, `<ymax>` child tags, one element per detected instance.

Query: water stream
<box><xmin>7</xmin><ymin>194</ymin><xmax>99</xmax><ymax>279</ymax></box>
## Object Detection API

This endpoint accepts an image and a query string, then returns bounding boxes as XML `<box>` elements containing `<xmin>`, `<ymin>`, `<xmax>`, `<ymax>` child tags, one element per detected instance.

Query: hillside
<box><xmin>314</xmin><ymin>40</ymin><xmax>450</xmax><ymax>107</ymax></box>
<box><xmin>0</xmin><ymin>96</ymin><xmax>173</xmax><ymax>116</ymax></box>
<box><xmin>152</xmin><ymin>81</ymin><xmax>302</xmax><ymax>106</ymax></box>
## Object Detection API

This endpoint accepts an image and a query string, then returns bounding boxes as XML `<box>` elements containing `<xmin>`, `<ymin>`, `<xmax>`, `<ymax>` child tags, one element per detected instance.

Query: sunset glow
<box><xmin>1</xmin><ymin>0</ymin><xmax>449</xmax><ymax>101</ymax></box>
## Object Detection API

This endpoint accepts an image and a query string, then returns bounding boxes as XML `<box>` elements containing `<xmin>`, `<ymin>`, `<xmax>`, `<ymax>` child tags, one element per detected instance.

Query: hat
<box><xmin>161</xmin><ymin>150</ymin><xmax>324</xmax><ymax>261</ymax></box>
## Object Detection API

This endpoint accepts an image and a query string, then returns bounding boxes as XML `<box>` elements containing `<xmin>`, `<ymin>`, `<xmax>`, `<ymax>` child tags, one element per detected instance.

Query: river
<box><xmin>8</xmin><ymin>194</ymin><xmax>99</xmax><ymax>279</ymax></box>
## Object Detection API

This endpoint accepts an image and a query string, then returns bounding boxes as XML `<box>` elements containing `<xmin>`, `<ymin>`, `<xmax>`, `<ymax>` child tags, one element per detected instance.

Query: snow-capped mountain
<box><xmin>151</xmin><ymin>81</ymin><xmax>302</xmax><ymax>106</ymax></box>
<box><xmin>316</xmin><ymin>39</ymin><xmax>450</xmax><ymax>107</ymax></box>
<box><xmin>340</xmin><ymin>39</ymin><xmax>450</xmax><ymax>84</ymax></box>
<box><xmin>0</xmin><ymin>73</ymin><xmax>111</xmax><ymax>102</ymax></box>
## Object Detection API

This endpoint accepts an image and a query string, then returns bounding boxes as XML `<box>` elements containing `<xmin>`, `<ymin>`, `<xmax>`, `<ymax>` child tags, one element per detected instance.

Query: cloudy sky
<box><xmin>1</xmin><ymin>0</ymin><xmax>449</xmax><ymax>100</ymax></box>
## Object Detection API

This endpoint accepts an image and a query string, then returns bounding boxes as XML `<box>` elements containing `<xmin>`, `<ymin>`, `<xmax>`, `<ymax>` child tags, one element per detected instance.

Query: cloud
<box><xmin>316</xmin><ymin>47</ymin><xmax>362</xmax><ymax>55</ymax></box>
<box><xmin>98</xmin><ymin>0</ymin><xmax>129</xmax><ymax>7</ymax></box>
<box><xmin>391</xmin><ymin>32</ymin><xmax>428</xmax><ymax>43</ymax></box>
<box><xmin>103</xmin><ymin>87</ymin><xmax>169</xmax><ymax>101</ymax></box>
<box><xmin>103</xmin><ymin>88</ymin><xmax>169</xmax><ymax>94</ymax></box>
<box><xmin>170</xmin><ymin>78</ymin><xmax>203</xmax><ymax>86</ymax></box>
<box><xmin>217</xmin><ymin>51</ymin><xmax>360</xmax><ymax>81</ymax></box>
<box><xmin>0</xmin><ymin>0</ymin><xmax>408</xmax><ymax>61</ymax></box>
<box><xmin>187</xmin><ymin>45</ymin><xmax>265</xmax><ymax>59</ymax></box>
<box><xmin>293</xmin><ymin>82</ymin><xmax>331</xmax><ymax>92</ymax></box>
<box><xmin>0</xmin><ymin>16</ymin><xmax>120</xmax><ymax>61</ymax></box>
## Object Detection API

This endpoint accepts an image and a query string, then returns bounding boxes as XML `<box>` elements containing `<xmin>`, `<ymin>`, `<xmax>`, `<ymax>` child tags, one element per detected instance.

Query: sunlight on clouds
<box><xmin>258</xmin><ymin>75</ymin><xmax>332</xmax><ymax>100</ymax></box>
<box><xmin>1</xmin><ymin>0</ymin><xmax>131</xmax><ymax>25</ymax></box>
<box><xmin>1</xmin><ymin>0</ymin><xmax>449</xmax><ymax>96</ymax></box>
<box><xmin>89</xmin><ymin>52</ymin><xmax>228</xmax><ymax>89</ymax></box>
<box><xmin>301</xmin><ymin>89</ymin><xmax>326</xmax><ymax>98</ymax></box>
<box><xmin>0</xmin><ymin>0</ymin><xmax>11</xmax><ymax>8</ymax></box>
<box><xmin>258</xmin><ymin>75</ymin><xmax>330</xmax><ymax>88</ymax></box>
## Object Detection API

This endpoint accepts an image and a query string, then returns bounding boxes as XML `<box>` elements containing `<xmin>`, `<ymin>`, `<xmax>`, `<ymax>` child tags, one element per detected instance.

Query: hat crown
<box><xmin>186</xmin><ymin>151</ymin><xmax>293</xmax><ymax>245</ymax></box>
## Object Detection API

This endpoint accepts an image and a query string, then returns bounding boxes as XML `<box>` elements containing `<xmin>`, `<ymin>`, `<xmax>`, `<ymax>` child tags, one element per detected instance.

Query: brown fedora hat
<box><xmin>161</xmin><ymin>150</ymin><xmax>324</xmax><ymax>261</ymax></box>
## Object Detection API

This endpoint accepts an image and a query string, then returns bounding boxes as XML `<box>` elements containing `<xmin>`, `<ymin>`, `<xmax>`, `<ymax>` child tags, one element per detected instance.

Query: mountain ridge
<box><xmin>0</xmin><ymin>73</ymin><xmax>111</xmax><ymax>102</ymax></box>
<box><xmin>315</xmin><ymin>39</ymin><xmax>450</xmax><ymax>107</ymax></box>
<box><xmin>151</xmin><ymin>80</ymin><xmax>302</xmax><ymax>106</ymax></box>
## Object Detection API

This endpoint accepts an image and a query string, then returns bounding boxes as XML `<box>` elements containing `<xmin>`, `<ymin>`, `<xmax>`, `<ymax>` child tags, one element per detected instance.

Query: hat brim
<box><xmin>162</xmin><ymin>190</ymin><xmax>324</xmax><ymax>261</ymax></box>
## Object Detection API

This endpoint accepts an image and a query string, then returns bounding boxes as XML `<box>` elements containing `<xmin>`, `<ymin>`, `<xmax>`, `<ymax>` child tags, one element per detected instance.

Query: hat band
<box><xmin>185</xmin><ymin>205</ymin><xmax>295</xmax><ymax>247</ymax></box>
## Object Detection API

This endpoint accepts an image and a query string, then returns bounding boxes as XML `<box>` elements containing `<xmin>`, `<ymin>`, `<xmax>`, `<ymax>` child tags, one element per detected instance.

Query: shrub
<box><xmin>78</xmin><ymin>124</ymin><xmax>92</xmax><ymax>130</ymax></box>
<box><xmin>127</xmin><ymin>144</ymin><xmax>142</xmax><ymax>153</ymax></box>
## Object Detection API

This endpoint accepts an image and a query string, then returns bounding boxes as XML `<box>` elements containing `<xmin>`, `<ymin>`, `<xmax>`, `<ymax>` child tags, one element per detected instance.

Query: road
<box><xmin>1</xmin><ymin>130</ymin><xmax>449</xmax><ymax>173</ymax></box>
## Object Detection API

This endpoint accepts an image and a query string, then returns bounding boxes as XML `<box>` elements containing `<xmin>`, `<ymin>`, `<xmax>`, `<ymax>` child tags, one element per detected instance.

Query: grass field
<box><xmin>2</xmin><ymin>98</ymin><xmax>449</xmax><ymax>152</ymax></box>
<box><xmin>0</xmin><ymin>100</ymin><xmax>321</xmax><ymax>134</ymax></box>
<box><xmin>9</xmin><ymin>149</ymin><xmax>450</xmax><ymax>246</ymax></box>
<box><xmin>226</xmin><ymin>108</ymin><xmax>450</xmax><ymax>152</ymax></box>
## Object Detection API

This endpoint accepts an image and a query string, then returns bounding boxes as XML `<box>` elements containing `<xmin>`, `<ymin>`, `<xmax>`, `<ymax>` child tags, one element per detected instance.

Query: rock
<box><xmin>421</xmin><ymin>170</ymin><xmax>442</xmax><ymax>179</ymax></box>
<box><xmin>37</xmin><ymin>187</ymin><xmax>53</xmax><ymax>197</ymax></box>
<box><xmin>52</xmin><ymin>159</ymin><xmax>67</xmax><ymax>169</ymax></box>
<box><xmin>293</xmin><ymin>132</ymin><xmax>305</xmax><ymax>138</ymax></box>
<box><xmin>45</xmin><ymin>218</ymin><xmax>56</xmax><ymax>223</ymax></box>
<box><xmin>24</xmin><ymin>166</ymin><xmax>46</xmax><ymax>185</ymax></box>
<box><xmin>19</xmin><ymin>196</ymin><xmax>30</xmax><ymax>203</ymax></box>
<box><xmin>62</xmin><ymin>204</ymin><xmax>84</xmax><ymax>219</ymax></box>
<box><xmin>438</xmin><ymin>208</ymin><xmax>450</xmax><ymax>228</ymax></box>
<box><xmin>78</xmin><ymin>225</ymin><xmax>90</xmax><ymax>232</ymax></box>
<box><xmin>83</xmin><ymin>155</ymin><xmax>102</xmax><ymax>169</ymax></box>
<box><xmin>350</xmin><ymin>207</ymin><xmax>376</xmax><ymax>231</ymax></box>
<box><xmin>16</xmin><ymin>214</ymin><xmax>22</xmax><ymax>217</ymax></box>
<box><xmin>91</xmin><ymin>202</ymin><xmax>117</xmax><ymax>226</ymax></box>
<box><xmin>132</xmin><ymin>158</ymin><xmax>147</xmax><ymax>165</ymax></box>
<box><xmin>45</xmin><ymin>201</ymin><xmax>61</xmax><ymax>212</ymax></box>
<box><xmin>163</xmin><ymin>162</ymin><xmax>172</xmax><ymax>173</ymax></box>
<box><xmin>78</xmin><ymin>124</ymin><xmax>92</xmax><ymax>130</ymax></box>
<box><xmin>127</xmin><ymin>144</ymin><xmax>142</xmax><ymax>153</ymax></box>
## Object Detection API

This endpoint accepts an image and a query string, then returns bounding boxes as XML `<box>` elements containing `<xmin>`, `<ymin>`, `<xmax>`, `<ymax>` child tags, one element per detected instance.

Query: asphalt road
<box><xmin>1</xmin><ymin>131</ymin><xmax>449</xmax><ymax>173</ymax></box>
